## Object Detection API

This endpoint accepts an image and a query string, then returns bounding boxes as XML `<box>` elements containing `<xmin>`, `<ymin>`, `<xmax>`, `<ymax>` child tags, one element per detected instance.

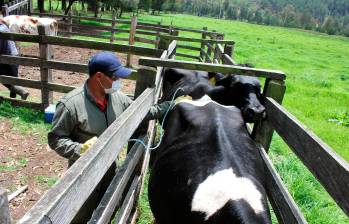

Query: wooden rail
<box><xmin>1</xmin><ymin>0</ymin><xmax>30</xmax><ymax>17</ymax></box>
<box><xmin>19</xmin><ymin>88</ymin><xmax>155</xmax><ymax>223</ymax></box>
<box><xmin>139</xmin><ymin>57</ymin><xmax>286</xmax><ymax>80</ymax></box>
<box><xmin>265</xmin><ymin>97</ymin><xmax>349</xmax><ymax>216</ymax></box>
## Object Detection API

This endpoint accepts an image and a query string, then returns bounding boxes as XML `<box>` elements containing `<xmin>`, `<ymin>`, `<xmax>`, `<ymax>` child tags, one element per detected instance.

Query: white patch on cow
<box><xmin>179</xmin><ymin>94</ymin><xmax>236</xmax><ymax>109</ymax></box>
<box><xmin>191</xmin><ymin>168</ymin><xmax>264</xmax><ymax>220</ymax></box>
<box><xmin>178</xmin><ymin>94</ymin><xmax>212</xmax><ymax>107</ymax></box>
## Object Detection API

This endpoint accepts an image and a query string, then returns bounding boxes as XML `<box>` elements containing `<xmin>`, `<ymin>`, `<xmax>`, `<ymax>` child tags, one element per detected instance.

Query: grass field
<box><xmin>1</xmin><ymin>7</ymin><xmax>348</xmax><ymax>223</ymax></box>
<box><xmin>131</xmin><ymin>13</ymin><xmax>349</xmax><ymax>224</ymax></box>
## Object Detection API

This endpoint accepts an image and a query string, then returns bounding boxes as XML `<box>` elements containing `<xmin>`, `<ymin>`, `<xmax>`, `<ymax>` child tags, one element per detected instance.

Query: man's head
<box><xmin>88</xmin><ymin>52</ymin><xmax>132</xmax><ymax>95</ymax></box>
<box><xmin>88</xmin><ymin>51</ymin><xmax>132</xmax><ymax>78</ymax></box>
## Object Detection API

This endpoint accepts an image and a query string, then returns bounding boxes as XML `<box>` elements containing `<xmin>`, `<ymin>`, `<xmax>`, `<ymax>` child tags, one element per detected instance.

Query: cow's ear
<box><xmin>208</xmin><ymin>72</ymin><xmax>224</xmax><ymax>86</ymax></box>
<box><xmin>216</xmin><ymin>74</ymin><xmax>235</xmax><ymax>87</ymax></box>
<box><xmin>163</xmin><ymin>68</ymin><xmax>185</xmax><ymax>84</ymax></box>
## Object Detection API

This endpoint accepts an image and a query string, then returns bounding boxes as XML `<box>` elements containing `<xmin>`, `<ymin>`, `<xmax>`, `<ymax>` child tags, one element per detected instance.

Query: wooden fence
<box><xmin>0</xmin><ymin>39</ymin><xmax>175</xmax><ymax>224</ymax></box>
<box><xmin>0</xmin><ymin>13</ymin><xmax>348</xmax><ymax>224</ymax></box>
<box><xmin>29</xmin><ymin>12</ymin><xmax>225</xmax><ymax>64</ymax></box>
<box><xmin>0</xmin><ymin>25</ymin><xmax>164</xmax><ymax>110</ymax></box>
<box><xmin>1</xmin><ymin>0</ymin><xmax>30</xmax><ymax>17</ymax></box>
<box><xmin>138</xmin><ymin>42</ymin><xmax>349</xmax><ymax>223</ymax></box>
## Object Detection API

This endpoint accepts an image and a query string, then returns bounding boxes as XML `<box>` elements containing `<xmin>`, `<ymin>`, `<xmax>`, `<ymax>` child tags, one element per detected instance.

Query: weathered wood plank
<box><xmin>0</xmin><ymin>188</ymin><xmax>11</xmax><ymax>224</ymax></box>
<box><xmin>177</xmin><ymin>44</ymin><xmax>201</xmax><ymax>51</ymax></box>
<box><xmin>137</xmin><ymin>24</ymin><xmax>169</xmax><ymax>33</ymax></box>
<box><xmin>38</xmin><ymin>25</ymin><xmax>53</xmax><ymax>108</ymax></box>
<box><xmin>222</xmin><ymin>53</ymin><xmax>238</xmax><ymax>65</ymax></box>
<box><xmin>139</xmin><ymin>58</ymin><xmax>286</xmax><ymax>80</ymax></box>
<box><xmin>0</xmin><ymin>96</ymin><xmax>43</xmax><ymax>110</ymax></box>
<box><xmin>0</xmin><ymin>75</ymin><xmax>42</xmax><ymax>89</ymax></box>
<box><xmin>58</xmin><ymin>22</ymin><xmax>130</xmax><ymax>33</ymax></box>
<box><xmin>19</xmin><ymin>88</ymin><xmax>155</xmax><ymax>224</ymax></box>
<box><xmin>89</xmin><ymin>137</ymin><xmax>146</xmax><ymax>224</ymax></box>
<box><xmin>113</xmin><ymin>176</ymin><xmax>140</xmax><ymax>224</ymax></box>
<box><xmin>134</xmin><ymin>36</ymin><xmax>156</xmax><ymax>44</ymax></box>
<box><xmin>0</xmin><ymin>55</ymin><xmax>41</xmax><ymax>67</ymax></box>
<box><xmin>135</xmin><ymin>29</ymin><xmax>157</xmax><ymax>36</ymax></box>
<box><xmin>160</xmin><ymin>34</ymin><xmax>235</xmax><ymax>44</ymax></box>
<box><xmin>252</xmin><ymin>80</ymin><xmax>286</xmax><ymax>150</ymax></box>
<box><xmin>42</xmin><ymin>36</ymin><xmax>163</xmax><ymax>57</ymax></box>
<box><xmin>0</xmin><ymin>31</ymin><xmax>39</xmax><ymax>42</ymax></box>
<box><xmin>259</xmin><ymin>147</ymin><xmax>307</xmax><ymax>224</ymax></box>
<box><xmin>8</xmin><ymin>185</ymin><xmax>28</xmax><ymax>202</ymax></box>
<box><xmin>265</xmin><ymin>97</ymin><xmax>349</xmax><ymax>216</ymax></box>
<box><xmin>47</xmin><ymin>82</ymin><xmax>76</xmax><ymax>93</ymax></box>
<box><xmin>167</xmin><ymin>40</ymin><xmax>177</xmax><ymax>59</ymax></box>
<box><xmin>110</xmin><ymin>11</ymin><xmax>116</xmax><ymax>43</ymax></box>
<box><xmin>30</xmin><ymin>12</ymin><xmax>131</xmax><ymax>24</ymax></box>
<box><xmin>8</xmin><ymin>0</ymin><xmax>27</xmax><ymax>12</ymax></box>
<box><xmin>176</xmin><ymin>52</ymin><xmax>200</xmax><ymax>60</ymax></box>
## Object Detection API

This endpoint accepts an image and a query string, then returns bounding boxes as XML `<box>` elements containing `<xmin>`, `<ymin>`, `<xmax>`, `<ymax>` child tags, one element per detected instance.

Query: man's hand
<box><xmin>80</xmin><ymin>136</ymin><xmax>98</xmax><ymax>154</ymax></box>
<box><xmin>174</xmin><ymin>95</ymin><xmax>192</xmax><ymax>105</ymax></box>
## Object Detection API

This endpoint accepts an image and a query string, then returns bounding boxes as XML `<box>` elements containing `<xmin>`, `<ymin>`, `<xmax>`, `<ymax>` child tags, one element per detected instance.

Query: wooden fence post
<box><xmin>223</xmin><ymin>44</ymin><xmax>235</xmax><ymax>64</ymax></box>
<box><xmin>38</xmin><ymin>25</ymin><xmax>53</xmax><ymax>109</ymax></box>
<box><xmin>134</xmin><ymin>67</ymin><xmax>156</xmax><ymax>99</ymax></box>
<box><xmin>28</xmin><ymin>0</ymin><xmax>33</xmax><ymax>15</ymax></box>
<box><xmin>67</xmin><ymin>12</ymin><xmax>72</xmax><ymax>37</ymax></box>
<box><xmin>127</xmin><ymin>16</ymin><xmax>137</xmax><ymax>67</ymax></box>
<box><xmin>0</xmin><ymin>188</ymin><xmax>11</xmax><ymax>224</ymax></box>
<box><xmin>2</xmin><ymin>5</ymin><xmax>9</xmax><ymax>17</ymax></box>
<box><xmin>155</xmin><ymin>21</ymin><xmax>161</xmax><ymax>48</ymax></box>
<box><xmin>110</xmin><ymin>10</ymin><xmax>116</xmax><ymax>43</ymax></box>
<box><xmin>158</xmin><ymin>36</ymin><xmax>171</xmax><ymax>50</ymax></box>
<box><xmin>252</xmin><ymin>79</ymin><xmax>286</xmax><ymax>151</ymax></box>
<box><xmin>199</xmin><ymin>27</ymin><xmax>207</xmax><ymax>61</ymax></box>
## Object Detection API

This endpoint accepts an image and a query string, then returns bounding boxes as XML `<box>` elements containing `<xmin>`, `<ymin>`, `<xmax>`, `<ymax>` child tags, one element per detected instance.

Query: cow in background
<box><xmin>161</xmin><ymin>68</ymin><xmax>266</xmax><ymax>123</ymax></box>
<box><xmin>149</xmin><ymin>91</ymin><xmax>271</xmax><ymax>224</ymax></box>
<box><xmin>0</xmin><ymin>15</ymin><xmax>58</xmax><ymax>36</ymax></box>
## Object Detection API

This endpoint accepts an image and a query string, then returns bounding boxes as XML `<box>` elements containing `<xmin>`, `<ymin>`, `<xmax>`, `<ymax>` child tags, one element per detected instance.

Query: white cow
<box><xmin>0</xmin><ymin>15</ymin><xmax>58</xmax><ymax>36</ymax></box>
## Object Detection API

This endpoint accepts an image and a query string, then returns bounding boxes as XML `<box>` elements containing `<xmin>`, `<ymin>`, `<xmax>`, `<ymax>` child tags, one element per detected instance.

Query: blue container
<box><xmin>44</xmin><ymin>104</ymin><xmax>56</xmax><ymax>123</ymax></box>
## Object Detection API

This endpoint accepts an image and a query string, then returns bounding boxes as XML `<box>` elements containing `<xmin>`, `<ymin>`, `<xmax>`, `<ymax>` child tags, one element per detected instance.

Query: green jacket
<box><xmin>48</xmin><ymin>82</ymin><xmax>170</xmax><ymax>163</ymax></box>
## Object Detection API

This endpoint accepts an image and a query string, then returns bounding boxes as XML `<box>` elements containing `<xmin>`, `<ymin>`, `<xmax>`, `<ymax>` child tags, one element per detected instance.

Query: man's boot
<box><xmin>7</xmin><ymin>85</ymin><xmax>29</xmax><ymax>100</ymax></box>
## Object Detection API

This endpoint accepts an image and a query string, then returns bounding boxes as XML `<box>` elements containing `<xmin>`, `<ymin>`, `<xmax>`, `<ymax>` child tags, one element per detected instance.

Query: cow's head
<box><xmin>161</xmin><ymin>68</ymin><xmax>215</xmax><ymax>102</ymax></box>
<box><xmin>209</xmin><ymin>74</ymin><xmax>266</xmax><ymax>123</ymax></box>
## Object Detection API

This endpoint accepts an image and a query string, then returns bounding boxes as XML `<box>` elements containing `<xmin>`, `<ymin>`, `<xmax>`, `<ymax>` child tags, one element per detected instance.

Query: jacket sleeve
<box><xmin>47</xmin><ymin>102</ymin><xmax>81</xmax><ymax>161</ymax></box>
<box><xmin>146</xmin><ymin>101</ymin><xmax>172</xmax><ymax>121</ymax></box>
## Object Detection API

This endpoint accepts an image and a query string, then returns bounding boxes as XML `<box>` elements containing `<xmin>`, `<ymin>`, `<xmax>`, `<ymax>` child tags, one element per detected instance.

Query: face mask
<box><xmin>98</xmin><ymin>79</ymin><xmax>120</xmax><ymax>94</ymax></box>
<box><xmin>112</xmin><ymin>80</ymin><xmax>121</xmax><ymax>92</ymax></box>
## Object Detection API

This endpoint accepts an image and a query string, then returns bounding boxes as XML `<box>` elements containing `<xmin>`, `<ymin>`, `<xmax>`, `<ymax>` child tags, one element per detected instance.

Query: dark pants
<box><xmin>71</xmin><ymin>162</ymin><xmax>117</xmax><ymax>223</ymax></box>
<box><xmin>0</xmin><ymin>63</ymin><xmax>19</xmax><ymax>96</ymax></box>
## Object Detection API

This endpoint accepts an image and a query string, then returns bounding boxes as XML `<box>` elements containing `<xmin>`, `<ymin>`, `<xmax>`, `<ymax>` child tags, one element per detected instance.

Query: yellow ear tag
<box><xmin>209</xmin><ymin>77</ymin><xmax>216</xmax><ymax>86</ymax></box>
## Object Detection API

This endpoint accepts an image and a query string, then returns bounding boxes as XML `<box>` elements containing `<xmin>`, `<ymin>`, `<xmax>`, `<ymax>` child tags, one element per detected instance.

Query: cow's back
<box><xmin>149</xmin><ymin>96</ymin><xmax>270</xmax><ymax>224</ymax></box>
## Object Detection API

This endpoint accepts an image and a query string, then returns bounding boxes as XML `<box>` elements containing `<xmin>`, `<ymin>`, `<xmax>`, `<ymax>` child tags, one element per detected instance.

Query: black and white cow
<box><xmin>148</xmin><ymin>69</ymin><xmax>271</xmax><ymax>224</ymax></box>
<box><xmin>161</xmin><ymin>68</ymin><xmax>265</xmax><ymax>123</ymax></box>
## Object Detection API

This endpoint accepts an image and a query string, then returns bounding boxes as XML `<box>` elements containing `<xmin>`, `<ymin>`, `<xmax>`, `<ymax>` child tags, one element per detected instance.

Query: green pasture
<box><xmin>132</xmin><ymin>14</ymin><xmax>349</xmax><ymax>224</ymax></box>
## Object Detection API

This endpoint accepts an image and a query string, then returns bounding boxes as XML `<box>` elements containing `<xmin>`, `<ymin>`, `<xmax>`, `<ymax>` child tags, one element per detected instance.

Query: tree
<box><xmin>226</xmin><ymin>5</ymin><xmax>239</xmax><ymax>20</ymax></box>
<box><xmin>151</xmin><ymin>0</ymin><xmax>166</xmax><ymax>14</ymax></box>
<box><xmin>139</xmin><ymin>0</ymin><xmax>152</xmax><ymax>11</ymax></box>
<box><xmin>38</xmin><ymin>0</ymin><xmax>44</xmax><ymax>13</ymax></box>
<box><xmin>255</xmin><ymin>9</ymin><xmax>263</xmax><ymax>24</ymax></box>
<box><xmin>281</xmin><ymin>4</ymin><xmax>296</xmax><ymax>27</ymax></box>
<box><xmin>321</xmin><ymin>16</ymin><xmax>339</xmax><ymax>35</ymax></box>
<box><xmin>299</xmin><ymin>11</ymin><xmax>312</xmax><ymax>29</ymax></box>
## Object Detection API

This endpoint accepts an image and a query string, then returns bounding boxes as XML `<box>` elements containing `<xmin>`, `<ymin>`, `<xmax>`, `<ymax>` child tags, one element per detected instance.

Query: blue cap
<box><xmin>88</xmin><ymin>52</ymin><xmax>132</xmax><ymax>78</ymax></box>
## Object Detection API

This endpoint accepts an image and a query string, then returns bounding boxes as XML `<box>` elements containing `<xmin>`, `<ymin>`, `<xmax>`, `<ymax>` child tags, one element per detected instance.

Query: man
<box><xmin>0</xmin><ymin>23</ymin><xmax>29</xmax><ymax>99</ymax></box>
<box><xmin>48</xmin><ymin>51</ymin><xmax>170</xmax><ymax>223</ymax></box>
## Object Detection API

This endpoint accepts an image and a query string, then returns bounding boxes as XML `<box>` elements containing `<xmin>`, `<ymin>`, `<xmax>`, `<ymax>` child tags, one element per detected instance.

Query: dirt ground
<box><xmin>0</xmin><ymin>44</ymin><xmax>137</xmax><ymax>221</ymax></box>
